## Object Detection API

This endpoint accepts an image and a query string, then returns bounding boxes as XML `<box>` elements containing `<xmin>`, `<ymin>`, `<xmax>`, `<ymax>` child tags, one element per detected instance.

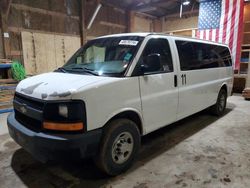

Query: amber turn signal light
<box><xmin>43</xmin><ymin>122</ymin><xmax>84</xmax><ymax>131</ymax></box>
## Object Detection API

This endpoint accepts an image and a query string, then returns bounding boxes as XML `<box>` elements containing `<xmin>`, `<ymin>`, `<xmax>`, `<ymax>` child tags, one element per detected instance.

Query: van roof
<box><xmin>96</xmin><ymin>32</ymin><xmax>151</xmax><ymax>38</ymax></box>
<box><xmin>96</xmin><ymin>32</ymin><xmax>229</xmax><ymax>48</ymax></box>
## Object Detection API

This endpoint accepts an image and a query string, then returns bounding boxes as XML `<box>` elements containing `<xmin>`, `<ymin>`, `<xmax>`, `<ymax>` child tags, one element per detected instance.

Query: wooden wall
<box><xmin>22</xmin><ymin>31</ymin><xmax>80</xmax><ymax>75</ymax></box>
<box><xmin>85</xmin><ymin>1</ymin><xmax>127</xmax><ymax>40</ymax></box>
<box><xmin>129</xmin><ymin>12</ymin><xmax>162</xmax><ymax>33</ymax></box>
<box><xmin>133</xmin><ymin>15</ymin><xmax>153</xmax><ymax>32</ymax></box>
<box><xmin>1</xmin><ymin>0</ymin><xmax>80</xmax><ymax>64</ymax></box>
<box><xmin>162</xmin><ymin>16</ymin><xmax>198</xmax><ymax>33</ymax></box>
<box><xmin>0</xmin><ymin>0</ymin><xmax>130</xmax><ymax>74</ymax></box>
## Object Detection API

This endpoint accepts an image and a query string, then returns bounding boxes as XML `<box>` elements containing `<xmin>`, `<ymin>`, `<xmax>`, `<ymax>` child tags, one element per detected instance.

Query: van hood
<box><xmin>16</xmin><ymin>72</ymin><xmax>111</xmax><ymax>100</ymax></box>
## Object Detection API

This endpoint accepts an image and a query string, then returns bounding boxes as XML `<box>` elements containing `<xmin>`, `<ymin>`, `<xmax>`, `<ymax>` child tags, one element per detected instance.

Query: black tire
<box><xmin>210</xmin><ymin>88</ymin><xmax>227</xmax><ymax>116</ymax></box>
<box><xmin>95</xmin><ymin>119</ymin><xmax>141</xmax><ymax>176</ymax></box>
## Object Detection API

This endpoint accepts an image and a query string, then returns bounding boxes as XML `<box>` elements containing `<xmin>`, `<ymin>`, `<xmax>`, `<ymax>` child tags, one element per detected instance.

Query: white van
<box><xmin>7</xmin><ymin>33</ymin><xmax>233</xmax><ymax>175</ymax></box>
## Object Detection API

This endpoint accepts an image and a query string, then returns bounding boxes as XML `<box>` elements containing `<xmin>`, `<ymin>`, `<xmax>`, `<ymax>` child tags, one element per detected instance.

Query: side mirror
<box><xmin>141</xmin><ymin>53</ymin><xmax>161</xmax><ymax>74</ymax></box>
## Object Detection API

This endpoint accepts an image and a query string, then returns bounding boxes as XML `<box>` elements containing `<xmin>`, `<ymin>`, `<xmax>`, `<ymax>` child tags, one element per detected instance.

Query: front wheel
<box><xmin>95</xmin><ymin>119</ymin><xmax>140</xmax><ymax>176</ymax></box>
<box><xmin>210</xmin><ymin>88</ymin><xmax>227</xmax><ymax>116</ymax></box>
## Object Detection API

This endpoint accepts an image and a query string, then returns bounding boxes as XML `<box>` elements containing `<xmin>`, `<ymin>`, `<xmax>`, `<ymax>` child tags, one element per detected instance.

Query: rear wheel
<box><xmin>211</xmin><ymin>88</ymin><xmax>227</xmax><ymax>116</ymax></box>
<box><xmin>95</xmin><ymin>119</ymin><xmax>140</xmax><ymax>176</ymax></box>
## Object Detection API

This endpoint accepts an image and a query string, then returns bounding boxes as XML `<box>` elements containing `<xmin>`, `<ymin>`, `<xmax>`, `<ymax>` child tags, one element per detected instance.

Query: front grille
<box><xmin>14</xmin><ymin>93</ymin><xmax>44</xmax><ymax>132</ymax></box>
<box><xmin>15</xmin><ymin>110</ymin><xmax>42</xmax><ymax>132</ymax></box>
<box><xmin>14</xmin><ymin>93</ymin><xmax>45</xmax><ymax>110</ymax></box>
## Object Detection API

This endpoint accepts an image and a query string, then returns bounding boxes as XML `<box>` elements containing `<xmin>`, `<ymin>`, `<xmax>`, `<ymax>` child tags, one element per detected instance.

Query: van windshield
<box><xmin>61</xmin><ymin>36</ymin><xmax>144</xmax><ymax>77</ymax></box>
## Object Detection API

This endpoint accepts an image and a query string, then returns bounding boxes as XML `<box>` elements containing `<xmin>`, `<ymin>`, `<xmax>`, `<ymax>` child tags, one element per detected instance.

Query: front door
<box><xmin>137</xmin><ymin>37</ymin><xmax>178</xmax><ymax>134</ymax></box>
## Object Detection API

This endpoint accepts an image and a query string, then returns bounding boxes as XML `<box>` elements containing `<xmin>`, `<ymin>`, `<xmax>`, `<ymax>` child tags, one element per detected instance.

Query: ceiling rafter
<box><xmin>131</xmin><ymin>0</ymin><xmax>179</xmax><ymax>11</ymax></box>
<box><xmin>100</xmin><ymin>0</ymin><xmax>199</xmax><ymax>18</ymax></box>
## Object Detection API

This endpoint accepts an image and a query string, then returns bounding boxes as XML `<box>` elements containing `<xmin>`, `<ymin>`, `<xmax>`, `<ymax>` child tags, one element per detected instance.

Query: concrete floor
<box><xmin>0</xmin><ymin>94</ymin><xmax>250</xmax><ymax>188</ymax></box>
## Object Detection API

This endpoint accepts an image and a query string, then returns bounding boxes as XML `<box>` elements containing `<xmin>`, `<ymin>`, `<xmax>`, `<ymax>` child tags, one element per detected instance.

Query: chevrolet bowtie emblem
<box><xmin>20</xmin><ymin>105</ymin><xmax>27</xmax><ymax>114</ymax></box>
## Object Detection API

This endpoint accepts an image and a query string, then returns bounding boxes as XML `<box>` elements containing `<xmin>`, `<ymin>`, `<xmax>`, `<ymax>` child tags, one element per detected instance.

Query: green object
<box><xmin>11</xmin><ymin>60</ymin><xmax>26</xmax><ymax>81</ymax></box>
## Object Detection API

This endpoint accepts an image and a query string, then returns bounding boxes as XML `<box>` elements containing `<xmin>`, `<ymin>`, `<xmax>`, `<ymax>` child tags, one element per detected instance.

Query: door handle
<box><xmin>174</xmin><ymin>75</ymin><xmax>177</xmax><ymax>87</ymax></box>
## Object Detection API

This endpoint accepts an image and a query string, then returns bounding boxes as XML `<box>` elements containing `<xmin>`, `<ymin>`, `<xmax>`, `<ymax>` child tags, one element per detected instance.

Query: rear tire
<box><xmin>95</xmin><ymin>119</ymin><xmax>140</xmax><ymax>176</ymax></box>
<box><xmin>210</xmin><ymin>88</ymin><xmax>227</xmax><ymax>116</ymax></box>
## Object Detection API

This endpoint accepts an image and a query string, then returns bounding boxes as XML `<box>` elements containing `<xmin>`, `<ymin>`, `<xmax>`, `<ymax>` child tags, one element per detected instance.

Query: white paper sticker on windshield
<box><xmin>119</xmin><ymin>40</ymin><xmax>138</xmax><ymax>46</ymax></box>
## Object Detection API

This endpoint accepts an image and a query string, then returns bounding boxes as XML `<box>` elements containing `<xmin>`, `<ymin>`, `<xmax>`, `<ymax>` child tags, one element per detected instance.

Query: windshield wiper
<box><xmin>56</xmin><ymin>67</ymin><xmax>67</xmax><ymax>73</ymax></box>
<box><xmin>69</xmin><ymin>67</ymin><xmax>99</xmax><ymax>76</ymax></box>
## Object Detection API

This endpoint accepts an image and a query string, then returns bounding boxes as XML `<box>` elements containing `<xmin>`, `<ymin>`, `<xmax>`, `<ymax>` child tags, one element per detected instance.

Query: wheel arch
<box><xmin>104</xmin><ymin>109</ymin><xmax>144</xmax><ymax>135</ymax></box>
<box><xmin>220</xmin><ymin>83</ymin><xmax>228</xmax><ymax>96</ymax></box>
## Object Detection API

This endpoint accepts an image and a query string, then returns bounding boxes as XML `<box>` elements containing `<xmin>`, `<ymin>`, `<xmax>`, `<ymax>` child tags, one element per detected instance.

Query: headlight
<box><xmin>59</xmin><ymin>104</ymin><xmax>68</xmax><ymax>118</ymax></box>
<box><xmin>43</xmin><ymin>100</ymin><xmax>86</xmax><ymax>124</ymax></box>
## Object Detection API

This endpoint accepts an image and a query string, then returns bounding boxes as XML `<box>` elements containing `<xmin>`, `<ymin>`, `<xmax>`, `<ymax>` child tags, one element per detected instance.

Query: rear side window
<box><xmin>175</xmin><ymin>40</ymin><xmax>232</xmax><ymax>71</ymax></box>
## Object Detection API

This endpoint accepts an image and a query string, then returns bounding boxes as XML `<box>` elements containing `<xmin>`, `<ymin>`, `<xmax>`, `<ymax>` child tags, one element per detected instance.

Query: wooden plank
<box><xmin>5</xmin><ymin>0</ymin><xmax>12</xmax><ymax>19</ymax></box>
<box><xmin>0</xmin><ymin>29</ymin><xmax>4</xmax><ymax>59</ymax></box>
<box><xmin>0</xmin><ymin>58</ymin><xmax>12</xmax><ymax>63</ymax></box>
<box><xmin>0</xmin><ymin>13</ymin><xmax>11</xmax><ymax>58</ymax></box>
<box><xmin>0</xmin><ymin>98</ymin><xmax>13</xmax><ymax>104</ymax></box>
<box><xmin>46</xmin><ymin>35</ymin><xmax>57</xmax><ymax>71</ymax></box>
<box><xmin>11</xmin><ymin>3</ymin><xmax>79</xmax><ymax>20</ymax></box>
<box><xmin>99</xmin><ymin>21</ymin><xmax>126</xmax><ymax>29</ymax></box>
<box><xmin>163</xmin><ymin>28</ymin><xmax>198</xmax><ymax>34</ymax></box>
<box><xmin>8</xmin><ymin>26</ymin><xmax>80</xmax><ymax>38</ymax></box>
<box><xmin>21</xmin><ymin>31</ymin><xmax>36</xmax><ymax>75</ymax></box>
<box><xmin>241</xmin><ymin>49</ymin><xmax>250</xmax><ymax>52</ymax></box>
<box><xmin>101</xmin><ymin>1</ymin><xmax>125</xmax><ymax>14</ymax></box>
<box><xmin>55</xmin><ymin>35</ymin><xmax>66</xmax><ymax>68</ymax></box>
<box><xmin>134</xmin><ymin>15</ymin><xmax>152</xmax><ymax>32</ymax></box>
<box><xmin>10</xmin><ymin>50</ymin><xmax>22</xmax><ymax>56</ymax></box>
<box><xmin>22</xmin><ymin>31</ymin><xmax>80</xmax><ymax>74</ymax></box>
<box><xmin>127</xmin><ymin>11</ymin><xmax>135</xmax><ymax>32</ymax></box>
<box><xmin>0</xmin><ymin>79</ymin><xmax>17</xmax><ymax>84</ymax></box>
<box><xmin>163</xmin><ymin>9</ymin><xmax>199</xmax><ymax>19</ymax></box>
<box><xmin>135</xmin><ymin>12</ymin><xmax>156</xmax><ymax>19</ymax></box>
<box><xmin>64</xmin><ymin>36</ymin><xmax>81</xmax><ymax>63</ymax></box>
<box><xmin>80</xmin><ymin>0</ymin><xmax>87</xmax><ymax>45</ymax></box>
<box><xmin>33</xmin><ymin>33</ymin><xmax>48</xmax><ymax>73</ymax></box>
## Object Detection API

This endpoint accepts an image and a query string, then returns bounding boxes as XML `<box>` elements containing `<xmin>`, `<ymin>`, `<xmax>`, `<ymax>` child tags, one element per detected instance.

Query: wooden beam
<box><xmin>162</xmin><ymin>9</ymin><xmax>199</xmax><ymax>19</ymax></box>
<box><xmin>11</xmin><ymin>3</ymin><xmax>79</xmax><ymax>20</ymax></box>
<box><xmin>163</xmin><ymin>28</ymin><xmax>198</xmax><ymax>33</ymax></box>
<box><xmin>10</xmin><ymin>50</ymin><xmax>22</xmax><ymax>56</ymax></box>
<box><xmin>99</xmin><ymin>21</ymin><xmax>126</xmax><ymax>29</ymax></box>
<box><xmin>127</xmin><ymin>11</ymin><xmax>135</xmax><ymax>32</ymax></box>
<box><xmin>8</xmin><ymin>26</ymin><xmax>80</xmax><ymax>37</ymax></box>
<box><xmin>0</xmin><ymin>12</ymin><xmax>11</xmax><ymax>59</ymax></box>
<box><xmin>5</xmin><ymin>0</ymin><xmax>12</xmax><ymax>19</ymax></box>
<box><xmin>128</xmin><ymin>0</ymin><xmax>148</xmax><ymax>10</ymax></box>
<box><xmin>87</xmin><ymin>3</ymin><xmax>102</xmax><ymax>29</ymax></box>
<box><xmin>132</xmin><ymin>0</ymin><xmax>178</xmax><ymax>11</ymax></box>
<box><xmin>80</xmin><ymin>0</ymin><xmax>87</xmax><ymax>45</ymax></box>
<box><xmin>153</xmin><ymin>19</ymin><xmax>162</xmax><ymax>32</ymax></box>
<box><xmin>100</xmin><ymin>1</ymin><xmax>125</xmax><ymax>13</ymax></box>
<box><xmin>135</xmin><ymin>12</ymin><xmax>157</xmax><ymax>19</ymax></box>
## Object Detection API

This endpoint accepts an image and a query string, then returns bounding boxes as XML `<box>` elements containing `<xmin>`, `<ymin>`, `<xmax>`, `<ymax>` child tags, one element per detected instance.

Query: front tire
<box><xmin>211</xmin><ymin>88</ymin><xmax>227</xmax><ymax>116</ymax></box>
<box><xmin>95</xmin><ymin>119</ymin><xmax>140</xmax><ymax>176</ymax></box>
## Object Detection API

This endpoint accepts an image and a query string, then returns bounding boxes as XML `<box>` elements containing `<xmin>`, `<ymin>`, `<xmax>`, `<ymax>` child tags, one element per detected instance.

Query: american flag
<box><xmin>196</xmin><ymin>0</ymin><xmax>244</xmax><ymax>70</ymax></box>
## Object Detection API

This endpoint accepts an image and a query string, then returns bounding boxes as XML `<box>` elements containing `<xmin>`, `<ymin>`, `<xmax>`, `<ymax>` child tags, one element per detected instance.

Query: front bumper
<box><xmin>7</xmin><ymin>113</ymin><xmax>102</xmax><ymax>162</ymax></box>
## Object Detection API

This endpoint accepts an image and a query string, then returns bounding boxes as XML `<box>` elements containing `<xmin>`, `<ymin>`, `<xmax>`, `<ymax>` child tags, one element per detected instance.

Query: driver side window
<box><xmin>142</xmin><ymin>38</ymin><xmax>173</xmax><ymax>74</ymax></box>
